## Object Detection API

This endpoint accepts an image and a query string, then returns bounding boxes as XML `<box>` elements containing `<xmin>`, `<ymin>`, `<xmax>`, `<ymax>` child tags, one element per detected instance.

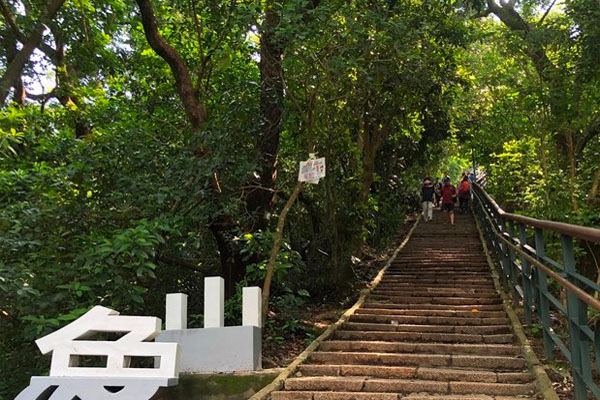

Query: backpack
<box><xmin>459</xmin><ymin>181</ymin><xmax>470</xmax><ymax>195</ymax></box>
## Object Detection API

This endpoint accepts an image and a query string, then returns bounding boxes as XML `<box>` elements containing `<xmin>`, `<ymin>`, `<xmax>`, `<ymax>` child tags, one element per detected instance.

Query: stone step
<box><xmin>272</xmin><ymin>392</ymin><xmax>401</xmax><ymax>400</ymax></box>
<box><xmin>273</xmin><ymin>215</ymin><xmax>540</xmax><ymax>400</ymax></box>
<box><xmin>367</xmin><ymin>296</ymin><xmax>502</xmax><ymax>305</ymax></box>
<box><xmin>382</xmin><ymin>271</ymin><xmax>491</xmax><ymax>275</ymax></box>
<box><xmin>387</xmin><ymin>265</ymin><xmax>490</xmax><ymax>270</ymax></box>
<box><xmin>341</xmin><ymin>321</ymin><xmax>510</xmax><ymax>334</ymax></box>
<box><xmin>362</xmin><ymin>303</ymin><xmax>505</xmax><ymax>312</ymax></box>
<box><xmin>378</xmin><ymin>277</ymin><xmax>494</xmax><ymax>288</ymax></box>
<box><xmin>403</xmin><ymin>396</ymin><xmax>535</xmax><ymax>400</ymax></box>
<box><xmin>307</xmin><ymin>352</ymin><xmax>527</xmax><ymax>371</ymax></box>
<box><xmin>355</xmin><ymin>308</ymin><xmax>506</xmax><ymax>318</ymax></box>
<box><xmin>380</xmin><ymin>276</ymin><xmax>493</xmax><ymax>281</ymax></box>
<box><xmin>318</xmin><ymin>341</ymin><xmax>520</xmax><ymax>356</ymax></box>
<box><xmin>338</xmin><ymin>323</ymin><xmax>511</xmax><ymax>335</ymax></box>
<box><xmin>282</xmin><ymin>377</ymin><xmax>534</xmax><ymax>396</ymax></box>
<box><xmin>348</xmin><ymin>314</ymin><xmax>510</xmax><ymax>326</ymax></box>
<box><xmin>377</xmin><ymin>280</ymin><xmax>496</xmax><ymax>292</ymax></box>
<box><xmin>333</xmin><ymin>330</ymin><xmax>514</xmax><ymax>344</ymax></box>
<box><xmin>389</xmin><ymin>260</ymin><xmax>488</xmax><ymax>264</ymax></box>
<box><xmin>297</xmin><ymin>365</ymin><xmax>533</xmax><ymax>383</ymax></box>
<box><xmin>379</xmin><ymin>276</ymin><xmax>492</xmax><ymax>281</ymax></box>
<box><xmin>377</xmin><ymin>278</ymin><xmax>494</xmax><ymax>283</ymax></box>
<box><xmin>370</xmin><ymin>291</ymin><xmax>500</xmax><ymax>299</ymax></box>
<box><xmin>393</xmin><ymin>253</ymin><xmax>486</xmax><ymax>256</ymax></box>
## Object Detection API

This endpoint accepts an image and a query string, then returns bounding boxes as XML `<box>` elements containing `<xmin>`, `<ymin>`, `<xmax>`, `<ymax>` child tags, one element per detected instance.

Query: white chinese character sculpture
<box><xmin>15</xmin><ymin>306</ymin><xmax>180</xmax><ymax>400</ymax></box>
<box><xmin>157</xmin><ymin>277</ymin><xmax>262</xmax><ymax>373</ymax></box>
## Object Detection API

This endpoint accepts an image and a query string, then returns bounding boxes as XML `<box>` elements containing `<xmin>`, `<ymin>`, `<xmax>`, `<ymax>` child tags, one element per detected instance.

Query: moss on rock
<box><xmin>157</xmin><ymin>373</ymin><xmax>278</xmax><ymax>400</ymax></box>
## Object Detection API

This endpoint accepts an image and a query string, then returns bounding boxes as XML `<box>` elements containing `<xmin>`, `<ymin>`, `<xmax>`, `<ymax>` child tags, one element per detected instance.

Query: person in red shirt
<box><xmin>458</xmin><ymin>176</ymin><xmax>471</xmax><ymax>214</ymax></box>
<box><xmin>441</xmin><ymin>177</ymin><xmax>457</xmax><ymax>225</ymax></box>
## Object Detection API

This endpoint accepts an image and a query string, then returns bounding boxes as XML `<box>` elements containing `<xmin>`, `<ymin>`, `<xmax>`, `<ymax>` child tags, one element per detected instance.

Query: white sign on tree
<box><xmin>298</xmin><ymin>155</ymin><xmax>326</xmax><ymax>184</ymax></box>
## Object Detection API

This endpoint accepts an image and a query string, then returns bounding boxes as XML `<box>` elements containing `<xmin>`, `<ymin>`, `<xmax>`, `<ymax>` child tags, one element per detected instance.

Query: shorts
<box><xmin>442</xmin><ymin>203</ymin><xmax>454</xmax><ymax>212</ymax></box>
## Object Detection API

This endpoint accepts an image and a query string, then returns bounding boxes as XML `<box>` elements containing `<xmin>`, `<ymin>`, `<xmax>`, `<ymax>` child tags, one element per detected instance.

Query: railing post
<box><xmin>485</xmin><ymin>205</ymin><xmax>504</xmax><ymax>283</ymax></box>
<box><xmin>506</xmin><ymin>221</ymin><xmax>519</xmax><ymax>307</ymax></box>
<box><xmin>561</xmin><ymin>234</ymin><xmax>591</xmax><ymax>400</ymax></box>
<box><xmin>534</xmin><ymin>229</ymin><xmax>554</xmax><ymax>360</ymax></box>
<box><xmin>518</xmin><ymin>223</ymin><xmax>533</xmax><ymax>324</ymax></box>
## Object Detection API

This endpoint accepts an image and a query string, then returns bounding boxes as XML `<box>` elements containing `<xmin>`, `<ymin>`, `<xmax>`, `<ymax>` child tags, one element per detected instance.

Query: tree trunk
<box><xmin>539</xmin><ymin>121</ymin><xmax>552</xmax><ymax>210</ymax></box>
<box><xmin>0</xmin><ymin>0</ymin><xmax>66</xmax><ymax>105</ymax></box>
<box><xmin>134</xmin><ymin>0</ymin><xmax>206</xmax><ymax>131</ymax></box>
<box><xmin>325</xmin><ymin>120</ymin><xmax>353</xmax><ymax>287</ymax></box>
<box><xmin>590</xmin><ymin>168</ymin><xmax>600</xmax><ymax>201</ymax></box>
<box><xmin>566</xmin><ymin>130</ymin><xmax>580</xmax><ymax>212</ymax></box>
<box><xmin>261</xmin><ymin>182</ymin><xmax>304</xmax><ymax>325</ymax></box>
<box><xmin>247</xmin><ymin>0</ymin><xmax>284</xmax><ymax>229</ymax></box>
<box><xmin>50</xmin><ymin>25</ymin><xmax>91</xmax><ymax>138</ymax></box>
<box><xmin>248</xmin><ymin>0</ymin><xmax>323</xmax><ymax>229</ymax></box>
<box><xmin>2</xmin><ymin>30</ymin><xmax>26</xmax><ymax>105</ymax></box>
<box><xmin>208</xmin><ymin>214</ymin><xmax>245</xmax><ymax>298</ymax></box>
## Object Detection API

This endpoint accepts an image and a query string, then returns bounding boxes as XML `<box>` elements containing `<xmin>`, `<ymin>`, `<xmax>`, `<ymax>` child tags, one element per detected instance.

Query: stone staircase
<box><xmin>271</xmin><ymin>211</ymin><xmax>538</xmax><ymax>400</ymax></box>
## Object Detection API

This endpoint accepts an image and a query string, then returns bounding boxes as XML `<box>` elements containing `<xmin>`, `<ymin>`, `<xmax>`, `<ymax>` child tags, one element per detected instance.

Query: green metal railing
<box><xmin>472</xmin><ymin>183</ymin><xmax>600</xmax><ymax>400</ymax></box>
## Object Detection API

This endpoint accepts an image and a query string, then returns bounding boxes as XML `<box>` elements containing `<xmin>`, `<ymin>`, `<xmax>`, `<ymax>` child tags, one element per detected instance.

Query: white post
<box><xmin>166</xmin><ymin>293</ymin><xmax>188</xmax><ymax>330</ymax></box>
<box><xmin>204</xmin><ymin>277</ymin><xmax>224</xmax><ymax>328</ymax></box>
<box><xmin>242</xmin><ymin>287</ymin><xmax>262</xmax><ymax>328</ymax></box>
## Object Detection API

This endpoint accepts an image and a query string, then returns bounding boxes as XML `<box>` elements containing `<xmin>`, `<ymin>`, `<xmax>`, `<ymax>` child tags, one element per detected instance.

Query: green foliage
<box><xmin>3</xmin><ymin>0</ymin><xmax>599</xmax><ymax>398</ymax></box>
<box><xmin>239</xmin><ymin>231</ymin><xmax>304</xmax><ymax>284</ymax></box>
<box><xmin>487</xmin><ymin>138</ymin><xmax>547</xmax><ymax>213</ymax></box>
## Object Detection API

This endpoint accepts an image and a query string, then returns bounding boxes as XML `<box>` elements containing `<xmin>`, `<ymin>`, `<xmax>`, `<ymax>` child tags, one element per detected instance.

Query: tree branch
<box><xmin>261</xmin><ymin>181</ymin><xmax>304</xmax><ymax>325</ymax></box>
<box><xmin>134</xmin><ymin>0</ymin><xmax>206</xmax><ymax>131</ymax></box>
<box><xmin>26</xmin><ymin>89</ymin><xmax>56</xmax><ymax>101</ymax></box>
<box><xmin>0</xmin><ymin>0</ymin><xmax>65</xmax><ymax>105</ymax></box>
<box><xmin>576</xmin><ymin>116</ymin><xmax>600</xmax><ymax>158</ymax></box>
<box><xmin>0</xmin><ymin>0</ymin><xmax>26</xmax><ymax>42</ymax></box>
<box><xmin>0</xmin><ymin>0</ymin><xmax>59</xmax><ymax>59</ymax></box>
<box><xmin>472</xmin><ymin>8</ymin><xmax>492</xmax><ymax>18</ymax></box>
<box><xmin>538</xmin><ymin>0</ymin><xmax>557</xmax><ymax>25</ymax></box>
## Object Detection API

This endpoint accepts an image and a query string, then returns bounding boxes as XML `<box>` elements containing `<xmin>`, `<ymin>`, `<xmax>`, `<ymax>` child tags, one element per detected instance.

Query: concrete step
<box><xmin>272</xmin><ymin>392</ymin><xmax>536</xmax><ymax>400</ymax></box>
<box><xmin>348</xmin><ymin>314</ymin><xmax>509</xmax><ymax>326</ymax></box>
<box><xmin>272</xmin><ymin>392</ymin><xmax>400</xmax><ymax>400</ymax></box>
<box><xmin>371</xmin><ymin>290</ymin><xmax>499</xmax><ymax>298</ymax></box>
<box><xmin>375</xmin><ymin>284</ymin><xmax>496</xmax><ymax>290</ymax></box>
<box><xmin>272</xmin><ymin>215</ymin><xmax>540</xmax><ymax>399</ymax></box>
<box><xmin>339</xmin><ymin>322</ymin><xmax>511</xmax><ymax>335</ymax></box>
<box><xmin>297</xmin><ymin>365</ymin><xmax>533</xmax><ymax>383</ymax></box>
<box><xmin>366</xmin><ymin>296</ymin><xmax>502</xmax><ymax>305</ymax></box>
<box><xmin>355</xmin><ymin>308</ymin><xmax>506</xmax><ymax>318</ymax></box>
<box><xmin>318</xmin><ymin>341</ymin><xmax>520</xmax><ymax>356</ymax></box>
<box><xmin>361</xmin><ymin>303</ymin><xmax>505</xmax><ymax>312</ymax></box>
<box><xmin>282</xmin><ymin>377</ymin><xmax>534</xmax><ymax>396</ymax></box>
<box><xmin>306</xmin><ymin>352</ymin><xmax>527</xmax><ymax>371</ymax></box>
<box><xmin>333</xmin><ymin>330</ymin><xmax>514</xmax><ymax>344</ymax></box>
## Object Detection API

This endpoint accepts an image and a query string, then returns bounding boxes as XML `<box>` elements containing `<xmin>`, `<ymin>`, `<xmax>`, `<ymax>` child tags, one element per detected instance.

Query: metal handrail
<box><xmin>476</xmin><ymin>194</ymin><xmax>600</xmax><ymax>311</ymax></box>
<box><xmin>472</xmin><ymin>183</ymin><xmax>600</xmax><ymax>400</ymax></box>
<box><xmin>474</xmin><ymin>183</ymin><xmax>600</xmax><ymax>243</ymax></box>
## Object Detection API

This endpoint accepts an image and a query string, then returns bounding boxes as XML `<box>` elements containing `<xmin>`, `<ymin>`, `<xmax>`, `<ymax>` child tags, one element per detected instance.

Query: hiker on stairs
<box><xmin>421</xmin><ymin>177</ymin><xmax>434</xmax><ymax>221</ymax></box>
<box><xmin>441</xmin><ymin>177</ymin><xmax>457</xmax><ymax>225</ymax></box>
<box><xmin>458</xmin><ymin>176</ymin><xmax>471</xmax><ymax>214</ymax></box>
<box><xmin>433</xmin><ymin>177</ymin><xmax>442</xmax><ymax>207</ymax></box>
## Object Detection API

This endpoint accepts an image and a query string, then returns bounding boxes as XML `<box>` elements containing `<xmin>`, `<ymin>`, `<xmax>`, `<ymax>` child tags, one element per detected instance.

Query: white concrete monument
<box><xmin>242</xmin><ymin>286</ymin><xmax>262</xmax><ymax>328</ymax></box>
<box><xmin>204</xmin><ymin>277</ymin><xmax>224</xmax><ymax>328</ymax></box>
<box><xmin>157</xmin><ymin>277</ymin><xmax>262</xmax><ymax>373</ymax></box>
<box><xmin>166</xmin><ymin>293</ymin><xmax>188</xmax><ymax>330</ymax></box>
<box><xmin>15</xmin><ymin>306</ymin><xmax>180</xmax><ymax>400</ymax></box>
